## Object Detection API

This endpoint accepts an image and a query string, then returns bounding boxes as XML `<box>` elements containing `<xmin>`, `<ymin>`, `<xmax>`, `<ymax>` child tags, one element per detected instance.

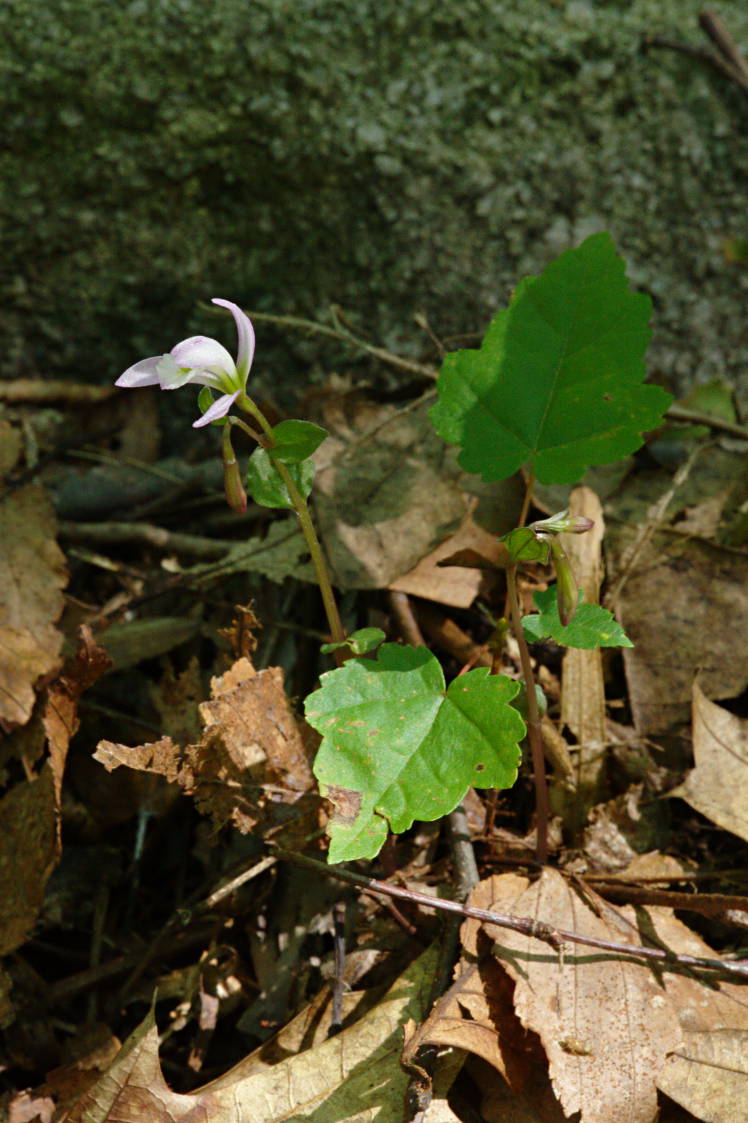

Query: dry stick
<box><xmin>273</xmin><ymin>848</ymin><xmax>748</xmax><ymax>980</ymax></box>
<box><xmin>242</xmin><ymin>308</ymin><xmax>439</xmax><ymax>381</ymax></box>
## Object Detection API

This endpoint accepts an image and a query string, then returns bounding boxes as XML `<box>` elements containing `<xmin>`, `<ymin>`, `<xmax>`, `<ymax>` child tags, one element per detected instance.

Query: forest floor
<box><xmin>2</xmin><ymin>357</ymin><xmax>748</xmax><ymax>1123</ymax></box>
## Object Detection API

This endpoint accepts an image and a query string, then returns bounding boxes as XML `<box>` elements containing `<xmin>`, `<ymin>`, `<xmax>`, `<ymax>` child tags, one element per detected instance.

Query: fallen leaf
<box><xmin>658</xmin><ymin>1030</ymin><xmax>748</xmax><ymax>1122</ymax></box>
<box><xmin>0</xmin><ymin>630</ymin><xmax>110</xmax><ymax>957</ymax></box>
<box><xmin>618</xmin><ymin>538</ymin><xmax>748</xmax><ymax>734</ymax></box>
<box><xmin>461</xmin><ymin>869</ymin><xmax>682</xmax><ymax>1123</ymax></box>
<box><xmin>313</xmin><ymin>398</ymin><xmax>466</xmax><ymax>589</ymax></box>
<box><xmin>64</xmin><ymin>945</ymin><xmax>439</xmax><ymax>1122</ymax></box>
<box><xmin>389</xmin><ymin>507</ymin><xmax>506</xmax><ymax>608</ymax></box>
<box><xmin>649</xmin><ymin>909</ymin><xmax>748</xmax><ymax>1121</ymax></box>
<box><xmin>95</xmin><ymin>657</ymin><xmax>317</xmax><ymax>837</ymax></box>
<box><xmin>0</xmin><ymin>484</ymin><xmax>67</xmax><ymax>725</ymax></box>
<box><xmin>669</xmin><ymin>683</ymin><xmax>748</xmax><ymax>843</ymax></box>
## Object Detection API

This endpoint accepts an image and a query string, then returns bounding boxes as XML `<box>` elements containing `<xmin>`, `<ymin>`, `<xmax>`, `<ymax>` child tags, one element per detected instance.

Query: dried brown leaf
<box><xmin>63</xmin><ymin>946</ymin><xmax>439</xmax><ymax>1122</ymax></box>
<box><xmin>0</xmin><ymin>485</ymin><xmax>67</xmax><ymax>725</ymax></box>
<box><xmin>95</xmin><ymin>657</ymin><xmax>317</xmax><ymax>837</ymax></box>
<box><xmin>461</xmin><ymin>869</ymin><xmax>682</xmax><ymax>1123</ymax></box>
<box><xmin>389</xmin><ymin>509</ymin><xmax>507</xmax><ymax>609</ymax></box>
<box><xmin>313</xmin><ymin>398</ymin><xmax>466</xmax><ymax>589</ymax></box>
<box><xmin>650</xmin><ymin>909</ymin><xmax>748</xmax><ymax>1121</ymax></box>
<box><xmin>618</xmin><ymin>540</ymin><xmax>748</xmax><ymax>734</ymax></box>
<box><xmin>0</xmin><ymin>629</ymin><xmax>110</xmax><ymax>956</ymax></box>
<box><xmin>669</xmin><ymin>683</ymin><xmax>748</xmax><ymax>843</ymax></box>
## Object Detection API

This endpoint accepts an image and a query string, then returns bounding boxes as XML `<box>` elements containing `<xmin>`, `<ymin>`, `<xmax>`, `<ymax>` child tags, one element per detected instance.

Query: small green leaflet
<box><xmin>429</xmin><ymin>232</ymin><xmax>672</xmax><ymax>485</ymax></box>
<box><xmin>321</xmin><ymin>627</ymin><xmax>386</xmax><ymax>656</ymax></box>
<box><xmin>245</xmin><ymin>447</ymin><xmax>315</xmax><ymax>509</ymax></box>
<box><xmin>521</xmin><ymin>585</ymin><xmax>633</xmax><ymax>649</ymax></box>
<box><xmin>306</xmin><ymin>644</ymin><xmax>525</xmax><ymax>863</ymax></box>
<box><xmin>270</xmin><ymin>419</ymin><xmax>328</xmax><ymax>464</ymax></box>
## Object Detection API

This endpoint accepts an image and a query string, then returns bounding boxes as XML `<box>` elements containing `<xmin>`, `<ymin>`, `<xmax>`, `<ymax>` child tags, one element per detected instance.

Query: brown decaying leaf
<box><xmin>0</xmin><ymin>629</ymin><xmax>111</xmax><ymax>958</ymax></box>
<box><xmin>461</xmin><ymin>870</ymin><xmax>683</xmax><ymax>1123</ymax></box>
<box><xmin>618</xmin><ymin>538</ymin><xmax>748</xmax><ymax>735</ymax></box>
<box><xmin>651</xmin><ymin>909</ymin><xmax>748</xmax><ymax>1122</ymax></box>
<box><xmin>389</xmin><ymin>508</ymin><xmax>508</xmax><ymax>609</ymax></box>
<box><xmin>669</xmin><ymin>683</ymin><xmax>748</xmax><ymax>843</ymax></box>
<box><xmin>63</xmin><ymin>946</ymin><xmax>442</xmax><ymax>1122</ymax></box>
<box><xmin>0</xmin><ymin>484</ymin><xmax>67</xmax><ymax>725</ymax></box>
<box><xmin>95</xmin><ymin>656</ymin><xmax>318</xmax><ymax>837</ymax></box>
<box><xmin>313</xmin><ymin>398</ymin><xmax>467</xmax><ymax>589</ymax></box>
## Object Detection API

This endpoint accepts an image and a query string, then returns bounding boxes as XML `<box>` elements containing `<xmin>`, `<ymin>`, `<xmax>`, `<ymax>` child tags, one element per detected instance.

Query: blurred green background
<box><xmin>3</xmin><ymin>0</ymin><xmax>748</xmax><ymax>413</ymax></box>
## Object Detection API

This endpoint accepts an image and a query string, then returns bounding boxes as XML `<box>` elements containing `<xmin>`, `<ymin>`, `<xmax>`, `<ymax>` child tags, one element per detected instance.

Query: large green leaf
<box><xmin>306</xmin><ymin>644</ymin><xmax>524</xmax><ymax>862</ymax></box>
<box><xmin>429</xmin><ymin>233</ymin><xmax>672</xmax><ymax>485</ymax></box>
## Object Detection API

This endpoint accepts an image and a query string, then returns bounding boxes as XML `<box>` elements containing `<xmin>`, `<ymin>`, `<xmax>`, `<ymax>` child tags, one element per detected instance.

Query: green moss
<box><xmin>2</xmin><ymin>0</ymin><xmax>748</xmax><ymax>414</ymax></box>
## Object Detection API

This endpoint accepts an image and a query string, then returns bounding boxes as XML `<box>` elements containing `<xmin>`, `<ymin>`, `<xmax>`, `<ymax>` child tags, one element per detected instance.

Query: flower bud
<box><xmin>222</xmin><ymin>427</ymin><xmax>247</xmax><ymax>514</ymax></box>
<box><xmin>530</xmin><ymin>510</ymin><xmax>595</xmax><ymax>536</ymax></box>
<box><xmin>548</xmin><ymin>538</ymin><xmax>579</xmax><ymax>626</ymax></box>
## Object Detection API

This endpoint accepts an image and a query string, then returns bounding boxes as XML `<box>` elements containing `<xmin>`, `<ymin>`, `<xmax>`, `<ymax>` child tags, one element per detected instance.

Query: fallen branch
<box><xmin>274</xmin><ymin>847</ymin><xmax>748</xmax><ymax>980</ymax></box>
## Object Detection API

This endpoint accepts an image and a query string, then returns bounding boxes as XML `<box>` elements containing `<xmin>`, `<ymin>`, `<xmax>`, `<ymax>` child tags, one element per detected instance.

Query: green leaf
<box><xmin>321</xmin><ymin>627</ymin><xmax>386</xmax><ymax>656</ymax></box>
<box><xmin>270</xmin><ymin>419</ymin><xmax>328</xmax><ymax>463</ymax></box>
<box><xmin>521</xmin><ymin>585</ymin><xmax>633</xmax><ymax>649</ymax></box>
<box><xmin>306</xmin><ymin>644</ymin><xmax>525</xmax><ymax>862</ymax></box>
<box><xmin>429</xmin><ymin>232</ymin><xmax>672</xmax><ymax>485</ymax></box>
<box><xmin>245</xmin><ymin>448</ymin><xmax>315</xmax><ymax>509</ymax></box>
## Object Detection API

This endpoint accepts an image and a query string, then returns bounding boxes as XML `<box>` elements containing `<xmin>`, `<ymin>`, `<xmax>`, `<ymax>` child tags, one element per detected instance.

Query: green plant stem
<box><xmin>272</xmin><ymin>457</ymin><xmax>346</xmax><ymax>650</ymax></box>
<box><xmin>236</xmin><ymin>393</ymin><xmax>346</xmax><ymax>654</ymax></box>
<box><xmin>506</xmin><ymin>565</ymin><xmax>549</xmax><ymax>864</ymax></box>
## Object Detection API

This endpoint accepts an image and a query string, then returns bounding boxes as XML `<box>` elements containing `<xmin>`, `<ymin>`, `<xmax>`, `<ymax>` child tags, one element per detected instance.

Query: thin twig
<box><xmin>58</xmin><ymin>520</ymin><xmax>236</xmax><ymax>559</ymax></box>
<box><xmin>242</xmin><ymin>308</ymin><xmax>439</xmax><ymax>381</ymax></box>
<box><xmin>273</xmin><ymin>848</ymin><xmax>748</xmax><ymax>979</ymax></box>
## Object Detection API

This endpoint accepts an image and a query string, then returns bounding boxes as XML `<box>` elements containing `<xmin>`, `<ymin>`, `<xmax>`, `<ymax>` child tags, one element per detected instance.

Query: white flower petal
<box><xmin>115</xmin><ymin>356</ymin><xmax>163</xmax><ymax>388</ymax></box>
<box><xmin>192</xmin><ymin>390</ymin><xmax>241</xmax><ymax>427</ymax></box>
<box><xmin>212</xmin><ymin>299</ymin><xmax>255</xmax><ymax>383</ymax></box>
<box><xmin>170</xmin><ymin>335</ymin><xmax>236</xmax><ymax>377</ymax></box>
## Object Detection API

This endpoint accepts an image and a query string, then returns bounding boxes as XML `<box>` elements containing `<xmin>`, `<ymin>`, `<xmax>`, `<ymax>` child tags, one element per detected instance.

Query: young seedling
<box><xmin>115</xmin><ymin>234</ymin><xmax>671</xmax><ymax>865</ymax></box>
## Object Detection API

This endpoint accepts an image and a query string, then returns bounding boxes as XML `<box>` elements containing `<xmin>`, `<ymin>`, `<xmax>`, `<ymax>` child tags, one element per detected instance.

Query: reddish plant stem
<box><xmin>274</xmin><ymin>847</ymin><xmax>748</xmax><ymax>980</ymax></box>
<box><xmin>506</xmin><ymin>565</ymin><xmax>549</xmax><ymax>864</ymax></box>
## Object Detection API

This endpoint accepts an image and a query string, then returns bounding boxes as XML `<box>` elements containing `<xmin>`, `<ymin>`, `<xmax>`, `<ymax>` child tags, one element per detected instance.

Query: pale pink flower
<box><xmin>116</xmin><ymin>299</ymin><xmax>255</xmax><ymax>427</ymax></box>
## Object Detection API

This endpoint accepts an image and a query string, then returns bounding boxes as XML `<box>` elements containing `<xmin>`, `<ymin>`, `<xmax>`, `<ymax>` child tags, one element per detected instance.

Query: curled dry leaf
<box><xmin>0</xmin><ymin>484</ymin><xmax>67</xmax><ymax>725</ymax></box>
<box><xmin>669</xmin><ymin>683</ymin><xmax>748</xmax><ymax>843</ymax></box>
<box><xmin>95</xmin><ymin>657</ymin><xmax>319</xmax><ymax>838</ymax></box>
<box><xmin>63</xmin><ymin>946</ymin><xmax>441</xmax><ymax>1123</ymax></box>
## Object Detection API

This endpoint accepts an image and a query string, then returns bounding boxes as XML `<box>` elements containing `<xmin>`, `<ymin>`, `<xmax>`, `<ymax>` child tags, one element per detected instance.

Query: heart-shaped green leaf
<box><xmin>306</xmin><ymin>644</ymin><xmax>525</xmax><ymax>862</ymax></box>
<box><xmin>429</xmin><ymin>232</ymin><xmax>672</xmax><ymax>485</ymax></box>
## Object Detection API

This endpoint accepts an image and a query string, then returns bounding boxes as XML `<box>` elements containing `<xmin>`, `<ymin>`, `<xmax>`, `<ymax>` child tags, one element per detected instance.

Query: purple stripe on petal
<box><xmin>115</xmin><ymin>356</ymin><xmax>163</xmax><ymax>388</ymax></box>
<box><xmin>212</xmin><ymin>299</ymin><xmax>255</xmax><ymax>383</ymax></box>
<box><xmin>192</xmin><ymin>390</ymin><xmax>240</xmax><ymax>428</ymax></box>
